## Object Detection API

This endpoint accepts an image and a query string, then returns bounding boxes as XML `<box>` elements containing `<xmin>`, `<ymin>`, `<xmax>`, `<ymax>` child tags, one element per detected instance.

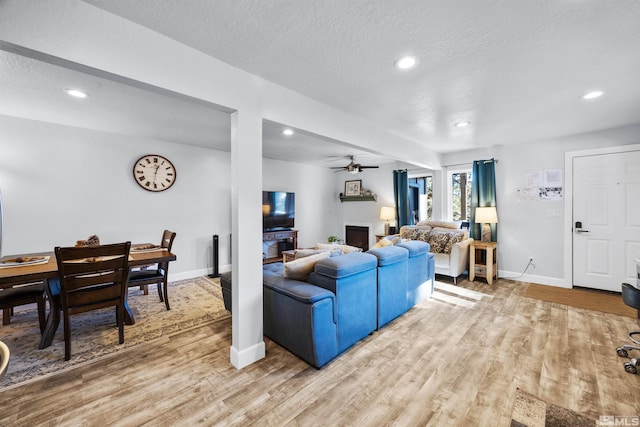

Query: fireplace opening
<box><xmin>345</xmin><ymin>225</ymin><xmax>369</xmax><ymax>251</ymax></box>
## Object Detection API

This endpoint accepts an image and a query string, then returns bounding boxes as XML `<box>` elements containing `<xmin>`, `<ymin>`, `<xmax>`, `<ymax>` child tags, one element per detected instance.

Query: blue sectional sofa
<box><xmin>263</xmin><ymin>252</ymin><xmax>378</xmax><ymax>364</ymax></box>
<box><xmin>305</xmin><ymin>253</ymin><xmax>378</xmax><ymax>354</ymax></box>
<box><xmin>396</xmin><ymin>240</ymin><xmax>435</xmax><ymax>308</ymax></box>
<box><xmin>367</xmin><ymin>245</ymin><xmax>409</xmax><ymax>329</ymax></box>
<box><xmin>262</xmin><ymin>265</ymin><xmax>339</xmax><ymax>368</ymax></box>
<box><xmin>220</xmin><ymin>242</ymin><xmax>435</xmax><ymax>369</ymax></box>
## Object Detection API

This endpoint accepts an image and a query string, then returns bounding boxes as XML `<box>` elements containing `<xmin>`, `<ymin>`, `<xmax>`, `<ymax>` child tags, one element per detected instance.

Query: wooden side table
<box><xmin>469</xmin><ymin>241</ymin><xmax>498</xmax><ymax>284</ymax></box>
<box><xmin>281</xmin><ymin>250</ymin><xmax>296</xmax><ymax>263</ymax></box>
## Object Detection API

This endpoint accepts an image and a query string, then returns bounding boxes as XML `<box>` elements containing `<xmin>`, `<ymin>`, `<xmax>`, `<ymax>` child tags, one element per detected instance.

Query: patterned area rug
<box><xmin>511</xmin><ymin>388</ymin><xmax>595</xmax><ymax>427</ymax></box>
<box><xmin>0</xmin><ymin>276</ymin><xmax>229</xmax><ymax>388</ymax></box>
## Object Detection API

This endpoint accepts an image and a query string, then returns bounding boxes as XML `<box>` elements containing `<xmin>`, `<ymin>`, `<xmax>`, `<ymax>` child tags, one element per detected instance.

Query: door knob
<box><xmin>575</xmin><ymin>221</ymin><xmax>590</xmax><ymax>233</ymax></box>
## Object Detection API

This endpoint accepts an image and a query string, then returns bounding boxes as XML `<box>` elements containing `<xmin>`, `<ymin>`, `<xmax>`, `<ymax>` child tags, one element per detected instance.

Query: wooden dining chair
<box><xmin>128</xmin><ymin>230</ymin><xmax>176</xmax><ymax>311</ymax></box>
<box><xmin>55</xmin><ymin>242</ymin><xmax>131</xmax><ymax>361</ymax></box>
<box><xmin>0</xmin><ymin>282</ymin><xmax>46</xmax><ymax>332</ymax></box>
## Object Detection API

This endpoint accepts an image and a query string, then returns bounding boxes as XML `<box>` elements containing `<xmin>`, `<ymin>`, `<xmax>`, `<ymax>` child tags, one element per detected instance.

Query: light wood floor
<box><xmin>1</xmin><ymin>278</ymin><xmax>639</xmax><ymax>426</ymax></box>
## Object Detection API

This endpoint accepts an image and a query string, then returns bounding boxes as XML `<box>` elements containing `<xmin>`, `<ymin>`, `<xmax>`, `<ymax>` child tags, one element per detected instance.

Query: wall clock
<box><xmin>132</xmin><ymin>154</ymin><xmax>176</xmax><ymax>192</ymax></box>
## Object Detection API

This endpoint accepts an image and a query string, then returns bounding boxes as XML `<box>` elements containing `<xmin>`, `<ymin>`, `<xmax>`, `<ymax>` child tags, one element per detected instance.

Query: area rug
<box><xmin>524</xmin><ymin>283</ymin><xmax>636</xmax><ymax>318</ymax></box>
<box><xmin>511</xmin><ymin>388</ymin><xmax>595</xmax><ymax>427</ymax></box>
<box><xmin>0</xmin><ymin>276</ymin><xmax>229</xmax><ymax>388</ymax></box>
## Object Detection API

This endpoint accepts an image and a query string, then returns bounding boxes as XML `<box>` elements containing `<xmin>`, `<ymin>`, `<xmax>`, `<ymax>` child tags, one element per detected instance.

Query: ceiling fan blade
<box><xmin>359</xmin><ymin>165</ymin><xmax>379</xmax><ymax>169</ymax></box>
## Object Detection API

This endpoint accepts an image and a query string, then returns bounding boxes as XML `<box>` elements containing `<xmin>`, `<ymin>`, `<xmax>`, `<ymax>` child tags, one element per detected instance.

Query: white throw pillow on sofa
<box><xmin>294</xmin><ymin>249</ymin><xmax>331</xmax><ymax>259</ymax></box>
<box><xmin>283</xmin><ymin>252</ymin><xmax>330</xmax><ymax>281</ymax></box>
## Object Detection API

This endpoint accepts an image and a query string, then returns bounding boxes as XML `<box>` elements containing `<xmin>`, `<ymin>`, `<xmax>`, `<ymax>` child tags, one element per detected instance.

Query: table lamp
<box><xmin>475</xmin><ymin>206</ymin><xmax>498</xmax><ymax>242</ymax></box>
<box><xmin>380</xmin><ymin>206</ymin><xmax>395</xmax><ymax>235</ymax></box>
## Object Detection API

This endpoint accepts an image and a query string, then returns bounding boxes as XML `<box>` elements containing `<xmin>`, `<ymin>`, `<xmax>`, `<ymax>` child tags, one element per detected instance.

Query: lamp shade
<box><xmin>380</xmin><ymin>206</ymin><xmax>395</xmax><ymax>221</ymax></box>
<box><xmin>475</xmin><ymin>206</ymin><xmax>498</xmax><ymax>224</ymax></box>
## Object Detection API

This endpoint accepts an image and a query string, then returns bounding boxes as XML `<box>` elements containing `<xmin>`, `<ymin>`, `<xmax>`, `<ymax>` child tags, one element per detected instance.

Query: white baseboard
<box><xmin>230</xmin><ymin>341</ymin><xmax>266</xmax><ymax>369</ymax></box>
<box><xmin>168</xmin><ymin>263</ymin><xmax>232</xmax><ymax>282</ymax></box>
<box><xmin>498</xmin><ymin>269</ymin><xmax>570</xmax><ymax>288</ymax></box>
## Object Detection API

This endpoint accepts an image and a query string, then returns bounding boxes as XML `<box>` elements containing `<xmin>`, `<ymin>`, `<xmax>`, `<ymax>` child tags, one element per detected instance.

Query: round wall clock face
<box><xmin>133</xmin><ymin>154</ymin><xmax>176</xmax><ymax>192</ymax></box>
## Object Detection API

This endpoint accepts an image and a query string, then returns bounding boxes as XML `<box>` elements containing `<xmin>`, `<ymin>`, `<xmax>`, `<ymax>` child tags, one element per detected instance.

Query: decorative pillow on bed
<box><xmin>284</xmin><ymin>252</ymin><xmax>330</xmax><ymax>281</ymax></box>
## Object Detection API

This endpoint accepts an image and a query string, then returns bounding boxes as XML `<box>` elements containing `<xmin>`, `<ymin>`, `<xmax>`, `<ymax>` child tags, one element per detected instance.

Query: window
<box><xmin>450</xmin><ymin>169</ymin><xmax>472</xmax><ymax>221</ymax></box>
<box><xmin>409</xmin><ymin>176</ymin><xmax>433</xmax><ymax>223</ymax></box>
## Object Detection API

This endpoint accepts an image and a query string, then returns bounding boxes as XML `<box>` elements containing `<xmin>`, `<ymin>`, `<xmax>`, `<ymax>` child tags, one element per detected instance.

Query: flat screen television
<box><xmin>262</xmin><ymin>191</ymin><xmax>295</xmax><ymax>231</ymax></box>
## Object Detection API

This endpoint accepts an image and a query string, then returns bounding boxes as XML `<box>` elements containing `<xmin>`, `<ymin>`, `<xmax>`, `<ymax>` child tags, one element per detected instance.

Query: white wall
<box><xmin>262</xmin><ymin>158</ymin><xmax>337</xmax><ymax>248</ymax></box>
<box><xmin>333</xmin><ymin>163</ymin><xmax>396</xmax><ymax>248</ymax></box>
<box><xmin>0</xmin><ymin>116</ymin><xmax>359</xmax><ymax>277</ymax></box>
<box><xmin>0</xmin><ymin>115</ymin><xmax>231</xmax><ymax>279</ymax></box>
<box><xmin>440</xmin><ymin>123</ymin><xmax>640</xmax><ymax>286</ymax></box>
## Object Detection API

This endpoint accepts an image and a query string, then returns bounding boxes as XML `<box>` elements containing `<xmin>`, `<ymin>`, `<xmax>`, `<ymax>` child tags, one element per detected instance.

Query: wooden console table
<box><xmin>469</xmin><ymin>241</ymin><xmax>497</xmax><ymax>285</ymax></box>
<box><xmin>263</xmin><ymin>229</ymin><xmax>298</xmax><ymax>264</ymax></box>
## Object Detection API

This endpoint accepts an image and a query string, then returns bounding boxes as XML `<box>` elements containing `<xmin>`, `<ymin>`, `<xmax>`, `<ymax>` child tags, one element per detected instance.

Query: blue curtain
<box><xmin>470</xmin><ymin>159</ymin><xmax>497</xmax><ymax>241</ymax></box>
<box><xmin>393</xmin><ymin>170</ymin><xmax>411</xmax><ymax>228</ymax></box>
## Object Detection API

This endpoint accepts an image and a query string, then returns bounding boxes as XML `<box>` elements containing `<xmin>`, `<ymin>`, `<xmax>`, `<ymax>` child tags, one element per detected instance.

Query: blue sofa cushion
<box><xmin>263</xmin><ymin>262</ymin><xmax>285</xmax><ymax>275</ymax></box>
<box><xmin>367</xmin><ymin>245</ymin><xmax>408</xmax><ymax>266</ymax></box>
<box><xmin>313</xmin><ymin>252</ymin><xmax>377</xmax><ymax>279</ymax></box>
<box><xmin>263</xmin><ymin>274</ymin><xmax>336</xmax><ymax>307</ymax></box>
<box><xmin>396</xmin><ymin>240</ymin><xmax>430</xmax><ymax>257</ymax></box>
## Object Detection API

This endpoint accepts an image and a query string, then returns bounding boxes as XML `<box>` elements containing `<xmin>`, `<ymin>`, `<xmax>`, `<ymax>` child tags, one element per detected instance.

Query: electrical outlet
<box><xmin>529</xmin><ymin>256</ymin><xmax>535</xmax><ymax>268</ymax></box>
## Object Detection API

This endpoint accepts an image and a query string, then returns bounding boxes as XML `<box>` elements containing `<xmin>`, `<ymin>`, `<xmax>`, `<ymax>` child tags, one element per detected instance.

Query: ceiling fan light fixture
<box><xmin>330</xmin><ymin>155</ymin><xmax>379</xmax><ymax>174</ymax></box>
<box><xmin>394</xmin><ymin>56</ymin><xmax>417</xmax><ymax>70</ymax></box>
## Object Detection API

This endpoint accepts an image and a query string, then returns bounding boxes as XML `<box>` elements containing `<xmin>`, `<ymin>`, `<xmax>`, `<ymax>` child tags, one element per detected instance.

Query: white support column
<box><xmin>230</xmin><ymin>109</ymin><xmax>265</xmax><ymax>369</ymax></box>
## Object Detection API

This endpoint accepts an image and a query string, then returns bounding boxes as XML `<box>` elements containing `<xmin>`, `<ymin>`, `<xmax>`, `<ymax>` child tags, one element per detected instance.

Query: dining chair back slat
<box><xmin>55</xmin><ymin>242</ymin><xmax>131</xmax><ymax>360</ymax></box>
<box><xmin>128</xmin><ymin>230</ymin><xmax>176</xmax><ymax>311</ymax></box>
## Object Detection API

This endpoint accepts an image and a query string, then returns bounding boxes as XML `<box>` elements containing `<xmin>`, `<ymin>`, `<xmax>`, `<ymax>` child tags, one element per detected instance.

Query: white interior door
<box><xmin>573</xmin><ymin>150</ymin><xmax>640</xmax><ymax>291</ymax></box>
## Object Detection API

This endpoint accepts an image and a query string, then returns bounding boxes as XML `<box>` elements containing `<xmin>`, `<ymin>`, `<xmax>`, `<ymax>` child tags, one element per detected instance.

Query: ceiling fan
<box><xmin>330</xmin><ymin>156</ymin><xmax>379</xmax><ymax>174</ymax></box>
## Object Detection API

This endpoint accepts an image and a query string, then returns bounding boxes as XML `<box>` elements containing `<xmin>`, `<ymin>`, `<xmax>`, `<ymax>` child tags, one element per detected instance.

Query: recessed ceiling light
<box><xmin>282</xmin><ymin>128</ymin><xmax>294</xmax><ymax>136</ymax></box>
<box><xmin>395</xmin><ymin>56</ymin><xmax>417</xmax><ymax>70</ymax></box>
<box><xmin>454</xmin><ymin>121</ymin><xmax>471</xmax><ymax>128</ymax></box>
<box><xmin>582</xmin><ymin>90</ymin><xmax>604</xmax><ymax>100</ymax></box>
<box><xmin>65</xmin><ymin>89</ymin><xmax>89</xmax><ymax>98</ymax></box>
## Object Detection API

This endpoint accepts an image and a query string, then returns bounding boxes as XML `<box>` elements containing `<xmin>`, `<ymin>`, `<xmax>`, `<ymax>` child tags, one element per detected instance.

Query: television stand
<box><xmin>263</xmin><ymin>229</ymin><xmax>298</xmax><ymax>264</ymax></box>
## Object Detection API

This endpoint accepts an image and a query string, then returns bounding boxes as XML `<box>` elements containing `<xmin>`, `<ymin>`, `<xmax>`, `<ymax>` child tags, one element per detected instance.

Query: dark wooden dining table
<box><xmin>0</xmin><ymin>244</ymin><xmax>176</xmax><ymax>349</ymax></box>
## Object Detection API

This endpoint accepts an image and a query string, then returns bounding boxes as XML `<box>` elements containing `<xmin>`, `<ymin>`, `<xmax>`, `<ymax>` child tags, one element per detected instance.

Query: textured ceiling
<box><xmin>0</xmin><ymin>48</ymin><xmax>231</xmax><ymax>150</ymax></box>
<box><xmin>0</xmin><ymin>46</ymin><xmax>386</xmax><ymax>169</ymax></box>
<box><xmin>3</xmin><ymin>1</ymin><xmax>640</xmax><ymax>170</ymax></box>
<box><xmin>83</xmin><ymin>0</ymin><xmax>640</xmax><ymax>154</ymax></box>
